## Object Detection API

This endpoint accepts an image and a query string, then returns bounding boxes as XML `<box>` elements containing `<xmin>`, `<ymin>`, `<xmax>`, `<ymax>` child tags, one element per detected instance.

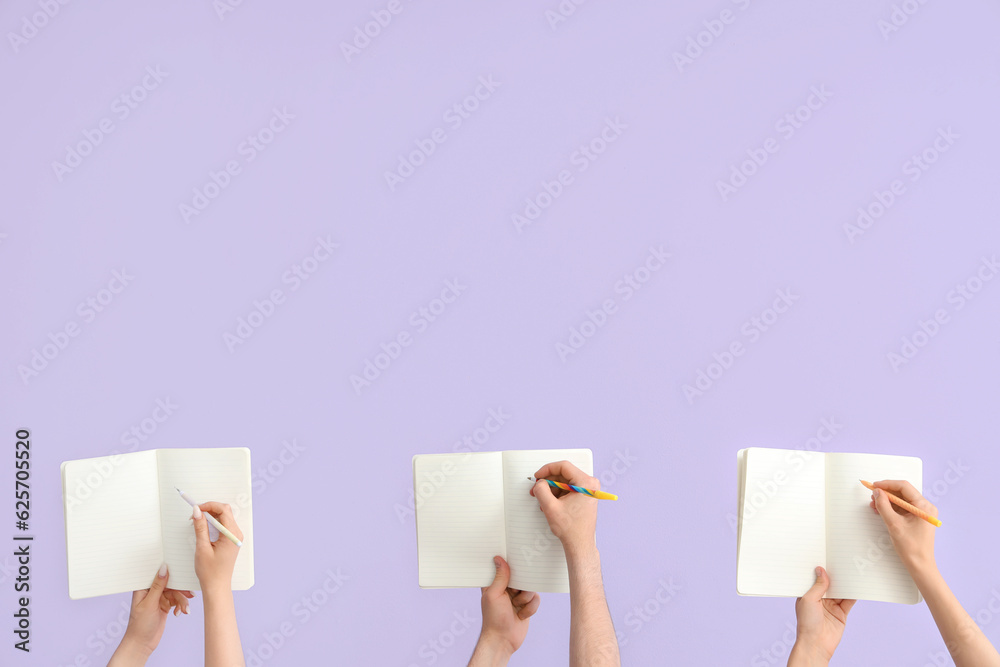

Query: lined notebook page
<box><xmin>502</xmin><ymin>449</ymin><xmax>593</xmax><ymax>594</ymax></box>
<box><xmin>415</xmin><ymin>452</ymin><xmax>506</xmax><ymax>588</ymax></box>
<box><xmin>737</xmin><ymin>448</ymin><xmax>826</xmax><ymax>597</ymax></box>
<box><xmin>156</xmin><ymin>448</ymin><xmax>254</xmax><ymax>591</ymax></box>
<box><xmin>825</xmin><ymin>453</ymin><xmax>921</xmax><ymax>604</ymax></box>
<box><xmin>64</xmin><ymin>451</ymin><xmax>163</xmax><ymax>600</ymax></box>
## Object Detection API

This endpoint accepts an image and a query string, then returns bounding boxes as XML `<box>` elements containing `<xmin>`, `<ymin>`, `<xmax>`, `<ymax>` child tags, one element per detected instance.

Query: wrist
<box><xmin>907</xmin><ymin>557</ymin><xmax>944</xmax><ymax>595</ymax></box>
<box><xmin>473</xmin><ymin>631</ymin><xmax>515</xmax><ymax>664</ymax></box>
<box><xmin>562</xmin><ymin>538</ymin><xmax>599</xmax><ymax>564</ymax></box>
<box><xmin>201</xmin><ymin>581</ymin><xmax>233</xmax><ymax>602</ymax></box>
<box><xmin>118</xmin><ymin>633</ymin><xmax>155</xmax><ymax>661</ymax></box>
<box><xmin>789</xmin><ymin>639</ymin><xmax>830</xmax><ymax>666</ymax></box>
<box><xmin>903</xmin><ymin>553</ymin><xmax>938</xmax><ymax>579</ymax></box>
<box><xmin>900</xmin><ymin>554</ymin><xmax>940</xmax><ymax>588</ymax></box>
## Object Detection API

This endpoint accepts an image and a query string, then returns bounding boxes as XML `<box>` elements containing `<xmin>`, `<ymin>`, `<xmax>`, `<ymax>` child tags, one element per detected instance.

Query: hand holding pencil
<box><xmin>528</xmin><ymin>476</ymin><xmax>619</xmax><ymax>501</ymax></box>
<box><xmin>866</xmin><ymin>479</ymin><xmax>940</xmax><ymax>572</ymax></box>
<box><xmin>529</xmin><ymin>461</ymin><xmax>604</xmax><ymax>552</ymax></box>
<box><xmin>176</xmin><ymin>488</ymin><xmax>243</xmax><ymax>546</ymax></box>
<box><xmin>190</xmin><ymin>500</ymin><xmax>244</xmax><ymax>594</ymax></box>
<box><xmin>861</xmin><ymin>480</ymin><xmax>941</xmax><ymax>527</ymax></box>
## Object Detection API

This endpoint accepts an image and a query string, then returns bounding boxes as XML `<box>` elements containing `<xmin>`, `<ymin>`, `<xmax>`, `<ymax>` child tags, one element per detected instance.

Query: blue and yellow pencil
<box><xmin>529</xmin><ymin>476</ymin><xmax>618</xmax><ymax>500</ymax></box>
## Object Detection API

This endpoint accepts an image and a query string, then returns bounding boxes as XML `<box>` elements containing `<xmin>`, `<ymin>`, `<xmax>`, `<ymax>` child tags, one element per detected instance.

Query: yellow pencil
<box><xmin>860</xmin><ymin>480</ymin><xmax>942</xmax><ymax>527</ymax></box>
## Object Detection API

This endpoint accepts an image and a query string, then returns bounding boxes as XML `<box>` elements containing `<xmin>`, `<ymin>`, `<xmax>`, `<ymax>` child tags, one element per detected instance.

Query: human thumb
<box><xmin>486</xmin><ymin>556</ymin><xmax>510</xmax><ymax>595</ymax></box>
<box><xmin>802</xmin><ymin>566</ymin><xmax>830</xmax><ymax>602</ymax></box>
<box><xmin>144</xmin><ymin>563</ymin><xmax>169</xmax><ymax>603</ymax></box>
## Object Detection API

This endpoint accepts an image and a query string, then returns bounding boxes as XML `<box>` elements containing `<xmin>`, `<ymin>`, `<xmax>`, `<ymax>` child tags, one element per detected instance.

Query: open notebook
<box><xmin>737</xmin><ymin>447</ymin><xmax>923</xmax><ymax>604</ymax></box>
<box><xmin>61</xmin><ymin>447</ymin><xmax>254</xmax><ymax>600</ymax></box>
<box><xmin>414</xmin><ymin>448</ymin><xmax>593</xmax><ymax>593</ymax></box>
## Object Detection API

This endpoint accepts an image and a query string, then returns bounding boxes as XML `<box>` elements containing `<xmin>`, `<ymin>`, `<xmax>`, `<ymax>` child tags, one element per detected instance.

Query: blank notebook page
<box><xmin>64</xmin><ymin>451</ymin><xmax>163</xmax><ymax>600</ymax></box>
<box><xmin>824</xmin><ymin>453</ymin><xmax>921</xmax><ymax>603</ymax></box>
<box><xmin>736</xmin><ymin>450</ymin><xmax>747</xmax><ymax>548</ymax></box>
<box><xmin>738</xmin><ymin>448</ymin><xmax>826</xmax><ymax>597</ymax></box>
<box><xmin>502</xmin><ymin>449</ymin><xmax>593</xmax><ymax>594</ymax></box>
<box><xmin>156</xmin><ymin>448</ymin><xmax>254</xmax><ymax>591</ymax></box>
<box><xmin>416</xmin><ymin>452</ymin><xmax>506</xmax><ymax>588</ymax></box>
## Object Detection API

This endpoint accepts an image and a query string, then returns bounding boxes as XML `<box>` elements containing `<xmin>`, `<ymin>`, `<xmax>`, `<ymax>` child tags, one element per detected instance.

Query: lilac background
<box><xmin>2</xmin><ymin>0</ymin><xmax>999</xmax><ymax>665</ymax></box>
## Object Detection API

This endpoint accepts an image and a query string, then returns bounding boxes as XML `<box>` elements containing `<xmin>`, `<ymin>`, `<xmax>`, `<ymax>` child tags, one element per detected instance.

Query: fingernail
<box><xmin>158</xmin><ymin>563</ymin><xmax>168</xmax><ymax>578</ymax></box>
<box><xmin>874</xmin><ymin>489</ymin><xmax>881</xmax><ymax>499</ymax></box>
<box><xmin>494</xmin><ymin>556</ymin><xmax>501</xmax><ymax>568</ymax></box>
<box><xmin>192</xmin><ymin>505</ymin><xmax>202</xmax><ymax>520</ymax></box>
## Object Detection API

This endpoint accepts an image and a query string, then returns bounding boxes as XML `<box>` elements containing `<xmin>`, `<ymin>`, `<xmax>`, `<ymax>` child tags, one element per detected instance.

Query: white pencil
<box><xmin>175</xmin><ymin>487</ymin><xmax>243</xmax><ymax>547</ymax></box>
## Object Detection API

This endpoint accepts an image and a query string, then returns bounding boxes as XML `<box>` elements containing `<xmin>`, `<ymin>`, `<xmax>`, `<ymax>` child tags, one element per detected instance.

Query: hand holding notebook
<box><xmin>736</xmin><ymin>447</ymin><xmax>925</xmax><ymax>604</ymax></box>
<box><xmin>790</xmin><ymin>565</ymin><xmax>856</xmax><ymax>663</ymax></box>
<box><xmin>61</xmin><ymin>447</ymin><xmax>255</xmax><ymax>599</ymax></box>
<box><xmin>413</xmin><ymin>448</ymin><xmax>594</xmax><ymax>593</ymax></box>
